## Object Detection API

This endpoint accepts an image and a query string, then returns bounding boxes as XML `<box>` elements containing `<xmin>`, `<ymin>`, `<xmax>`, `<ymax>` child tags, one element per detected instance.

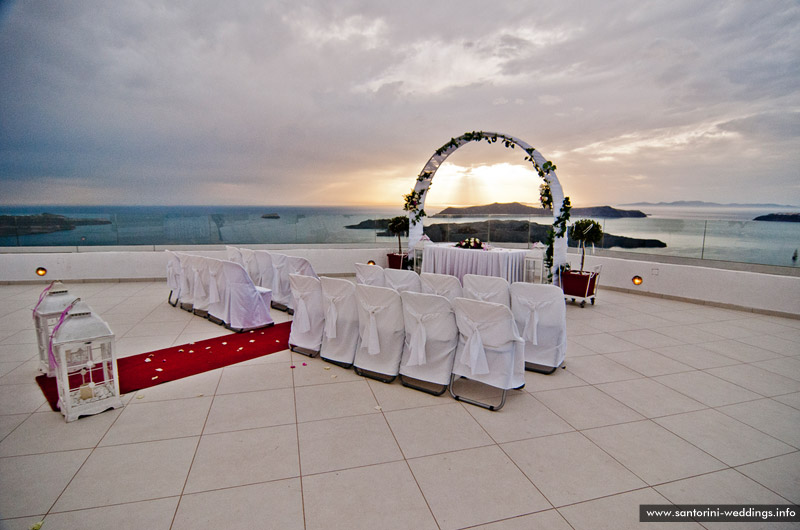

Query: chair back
<box><xmin>451</xmin><ymin>297</ymin><xmax>525</xmax><ymax>390</ymax></box>
<box><xmin>226</xmin><ymin>246</ymin><xmax>244</xmax><ymax>265</ymax></box>
<box><xmin>239</xmin><ymin>248</ymin><xmax>261</xmax><ymax>286</ymax></box>
<box><xmin>270</xmin><ymin>253</ymin><xmax>293</xmax><ymax>308</ymax></box>
<box><xmin>353</xmin><ymin>284</ymin><xmax>404</xmax><ymax>377</ymax></box>
<box><xmin>384</xmin><ymin>268</ymin><xmax>422</xmax><ymax>292</ymax></box>
<box><xmin>221</xmin><ymin>260</ymin><xmax>273</xmax><ymax>331</ymax></box>
<box><xmin>288</xmin><ymin>274</ymin><xmax>324</xmax><ymax>354</ymax></box>
<box><xmin>399</xmin><ymin>291</ymin><xmax>458</xmax><ymax>386</ymax></box>
<box><xmin>462</xmin><ymin>274</ymin><xmax>510</xmax><ymax>307</ymax></box>
<box><xmin>319</xmin><ymin>277</ymin><xmax>360</xmax><ymax>365</ymax></box>
<box><xmin>420</xmin><ymin>272</ymin><xmax>463</xmax><ymax>302</ymax></box>
<box><xmin>253</xmin><ymin>250</ymin><xmax>275</xmax><ymax>290</ymax></box>
<box><xmin>510</xmin><ymin>283</ymin><xmax>567</xmax><ymax>370</ymax></box>
<box><xmin>354</xmin><ymin>262</ymin><xmax>386</xmax><ymax>287</ymax></box>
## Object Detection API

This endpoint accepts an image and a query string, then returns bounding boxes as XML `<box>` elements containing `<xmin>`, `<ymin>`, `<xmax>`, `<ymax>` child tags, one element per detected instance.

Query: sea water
<box><xmin>1</xmin><ymin>204</ymin><xmax>798</xmax><ymax>268</ymax></box>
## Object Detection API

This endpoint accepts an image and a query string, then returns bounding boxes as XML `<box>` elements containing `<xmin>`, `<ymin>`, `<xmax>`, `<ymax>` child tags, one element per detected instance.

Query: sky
<box><xmin>1</xmin><ymin>0</ymin><xmax>798</xmax><ymax>209</ymax></box>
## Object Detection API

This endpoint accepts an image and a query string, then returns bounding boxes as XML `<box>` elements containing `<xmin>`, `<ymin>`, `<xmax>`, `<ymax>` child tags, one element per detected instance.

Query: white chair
<box><xmin>175</xmin><ymin>252</ymin><xmax>195</xmax><ymax>312</ymax></box>
<box><xmin>220</xmin><ymin>260</ymin><xmax>274</xmax><ymax>331</ymax></box>
<box><xmin>253</xmin><ymin>250</ymin><xmax>275</xmax><ymax>291</ymax></box>
<box><xmin>239</xmin><ymin>248</ymin><xmax>262</xmax><ymax>286</ymax></box>
<box><xmin>288</xmin><ymin>274</ymin><xmax>325</xmax><ymax>356</ymax></box>
<box><xmin>353</xmin><ymin>284</ymin><xmax>405</xmax><ymax>383</ymax></box>
<box><xmin>420</xmin><ymin>272</ymin><xmax>463</xmax><ymax>303</ymax></box>
<box><xmin>226</xmin><ymin>246</ymin><xmax>244</xmax><ymax>266</ymax></box>
<box><xmin>510</xmin><ymin>283</ymin><xmax>567</xmax><ymax>374</ymax></box>
<box><xmin>384</xmin><ymin>268</ymin><xmax>422</xmax><ymax>292</ymax></box>
<box><xmin>205</xmin><ymin>258</ymin><xmax>228</xmax><ymax>326</ymax></box>
<box><xmin>270</xmin><ymin>253</ymin><xmax>293</xmax><ymax>311</ymax></box>
<box><xmin>165</xmin><ymin>250</ymin><xmax>182</xmax><ymax>307</ymax></box>
<box><xmin>450</xmin><ymin>297</ymin><xmax>525</xmax><ymax>411</ymax></box>
<box><xmin>462</xmin><ymin>274</ymin><xmax>511</xmax><ymax>307</ymax></box>
<box><xmin>287</xmin><ymin>255</ymin><xmax>318</xmax><ymax>279</ymax></box>
<box><xmin>319</xmin><ymin>277</ymin><xmax>360</xmax><ymax>368</ymax></box>
<box><xmin>354</xmin><ymin>262</ymin><xmax>386</xmax><ymax>287</ymax></box>
<box><xmin>399</xmin><ymin>291</ymin><xmax>458</xmax><ymax>395</ymax></box>
<box><xmin>189</xmin><ymin>254</ymin><xmax>211</xmax><ymax>317</ymax></box>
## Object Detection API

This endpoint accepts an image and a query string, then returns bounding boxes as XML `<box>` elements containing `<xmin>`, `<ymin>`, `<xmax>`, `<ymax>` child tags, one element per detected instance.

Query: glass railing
<box><xmin>1</xmin><ymin>209</ymin><xmax>798</xmax><ymax>269</ymax></box>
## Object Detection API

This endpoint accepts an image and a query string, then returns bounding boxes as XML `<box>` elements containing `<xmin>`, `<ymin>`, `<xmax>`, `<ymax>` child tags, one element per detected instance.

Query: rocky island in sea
<box><xmin>752</xmin><ymin>213</ymin><xmax>800</xmax><ymax>222</ymax></box>
<box><xmin>432</xmin><ymin>202</ymin><xmax>647</xmax><ymax>218</ymax></box>
<box><xmin>0</xmin><ymin>213</ymin><xmax>111</xmax><ymax>237</ymax></box>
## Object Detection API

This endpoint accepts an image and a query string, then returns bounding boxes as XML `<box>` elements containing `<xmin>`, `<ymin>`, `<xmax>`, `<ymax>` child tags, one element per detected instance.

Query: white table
<box><xmin>421</xmin><ymin>244</ymin><xmax>529</xmax><ymax>283</ymax></box>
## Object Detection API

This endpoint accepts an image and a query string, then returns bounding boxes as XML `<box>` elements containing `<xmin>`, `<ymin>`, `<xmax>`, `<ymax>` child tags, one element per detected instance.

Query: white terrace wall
<box><xmin>1</xmin><ymin>248</ymin><xmax>798</xmax><ymax>317</ymax></box>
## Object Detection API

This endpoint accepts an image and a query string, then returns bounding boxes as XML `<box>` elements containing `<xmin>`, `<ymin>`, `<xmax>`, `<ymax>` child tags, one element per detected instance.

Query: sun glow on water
<box><xmin>424</xmin><ymin>162</ymin><xmax>545</xmax><ymax>210</ymax></box>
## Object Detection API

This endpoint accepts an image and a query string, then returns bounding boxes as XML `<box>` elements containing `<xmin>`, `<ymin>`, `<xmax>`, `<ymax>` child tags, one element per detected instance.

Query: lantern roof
<box><xmin>51</xmin><ymin>301</ymin><xmax>114</xmax><ymax>345</ymax></box>
<box><xmin>36</xmin><ymin>286</ymin><xmax>78</xmax><ymax>317</ymax></box>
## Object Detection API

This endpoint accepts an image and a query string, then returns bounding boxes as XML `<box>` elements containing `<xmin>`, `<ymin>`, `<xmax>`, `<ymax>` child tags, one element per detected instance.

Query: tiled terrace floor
<box><xmin>0</xmin><ymin>280</ymin><xmax>799</xmax><ymax>529</ymax></box>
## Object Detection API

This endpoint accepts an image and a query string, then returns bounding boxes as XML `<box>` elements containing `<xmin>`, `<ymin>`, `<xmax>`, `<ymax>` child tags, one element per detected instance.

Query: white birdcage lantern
<box><xmin>33</xmin><ymin>281</ymin><xmax>78</xmax><ymax>377</ymax></box>
<box><xmin>50</xmin><ymin>300</ymin><xmax>123</xmax><ymax>422</ymax></box>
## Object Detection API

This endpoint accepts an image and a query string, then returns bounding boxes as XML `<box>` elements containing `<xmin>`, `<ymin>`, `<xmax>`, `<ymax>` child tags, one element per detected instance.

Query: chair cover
<box><xmin>384</xmin><ymin>268</ymin><xmax>422</xmax><ymax>292</ymax></box>
<box><xmin>253</xmin><ymin>250</ymin><xmax>275</xmax><ymax>290</ymax></box>
<box><xmin>189</xmin><ymin>255</ymin><xmax>211</xmax><ymax>314</ymax></box>
<box><xmin>353</xmin><ymin>284</ymin><xmax>404</xmax><ymax>380</ymax></box>
<box><xmin>319</xmin><ymin>277</ymin><xmax>360</xmax><ymax>367</ymax></box>
<box><xmin>220</xmin><ymin>260</ymin><xmax>273</xmax><ymax>331</ymax></box>
<box><xmin>226</xmin><ymin>246</ymin><xmax>244</xmax><ymax>265</ymax></box>
<box><xmin>175</xmin><ymin>252</ymin><xmax>195</xmax><ymax>311</ymax></box>
<box><xmin>165</xmin><ymin>250</ymin><xmax>182</xmax><ymax>306</ymax></box>
<box><xmin>510</xmin><ymin>283</ymin><xmax>567</xmax><ymax>372</ymax></box>
<box><xmin>399</xmin><ymin>291</ymin><xmax>458</xmax><ymax>387</ymax></box>
<box><xmin>239</xmin><ymin>248</ymin><xmax>262</xmax><ymax>286</ymax></box>
<box><xmin>463</xmin><ymin>274</ymin><xmax>511</xmax><ymax>307</ymax></box>
<box><xmin>287</xmin><ymin>255</ymin><xmax>318</xmax><ymax>279</ymax></box>
<box><xmin>288</xmin><ymin>274</ymin><xmax>325</xmax><ymax>355</ymax></box>
<box><xmin>420</xmin><ymin>272</ymin><xmax>463</xmax><ymax>303</ymax></box>
<box><xmin>205</xmin><ymin>258</ymin><xmax>228</xmax><ymax>324</ymax></box>
<box><xmin>354</xmin><ymin>262</ymin><xmax>386</xmax><ymax>287</ymax></box>
<box><xmin>270</xmin><ymin>253</ymin><xmax>293</xmax><ymax>309</ymax></box>
<box><xmin>451</xmin><ymin>297</ymin><xmax>525</xmax><ymax>390</ymax></box>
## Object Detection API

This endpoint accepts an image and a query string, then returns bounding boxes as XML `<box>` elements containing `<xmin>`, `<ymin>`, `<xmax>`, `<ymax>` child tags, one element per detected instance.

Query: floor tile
<box><xmin>298</xmin><ymin>413</ymin><xmax>402</xmax><ymax>475</ymax></box>
<box><xmin>384</xmin><ymin>402</ymin><xmax>493</xmax><ymax>458</ymax></box>
<box><xmin>606</xmin><ymin>349</ymin><xmax>694</xmax><ymax>377</ymax></box>
<box><xmin>0</xmin><ymin>516</ymin><xmax>45</xmax><ymax>530</ymax></box>
<box><xmin>46</xmin><ymin>497</ymin><xmax>179</xmax><ymax>530</ymax></box>
<box><xmin>203</xmin><ymin>387</ymin><xmax>296</xmax><ymax>434</ymax></box>
<box><xmin>653</xmin><ymin>324</ymin><xmax>727</xmax><ymax>344</ymax></box>
<box><xmin>774</xmin><ymin>392</ymin><xmax>800</xmax><ymax>410</ymax></box>
<box><xmin>570</xmin><ymin>333</ymin><xmax>640</xmax><ymax>354</ymax></box>
<box><xmin>132</xmin><ymin>369</ymin><xmax>222</xmax><ymax>402</ymax></box>
<box><xmin>100</xmin><ymin>396</ymin><xmax>211</xmax><ymax>445</ymax></box>
<box><xmin>503</xmin><ymin>431</ymin><xmax>646</xmax><ymax>506</ymax></box>
<box><xmin>290</xmin><ymin>355</ymin><xmax>363</xmax><ymax>386</ymax></box>
<box><xmin>737</xmin><ymin>452</ymin><xmax>800</xmax><ymax>504</ymax></box>
<box><xmin>737</xmin><ymin>334</ymin><xmax>800</xmax><ymax>356</ymax></box>
<box><xmin>597</xmin><ymin>378</ymin><xmax>706</xmax><ymax>418</ymax></box>
<box><xmin>563</xmin><ymin>354</ymin><xmax>642</xmax><ymax>384</ymax></box>
<box><xmin>466</xmin><ymin>392</ymin><xmax>574</xmax><ymax>443</ymax></box>
<box><xmin>294</xmin><ymin>380</ymin><xmax>379</xmax><ymax>423</ymax></box>
<box><xmin>706</xmin><ymin>364</ymin><xmax>800</xmax><ymax>397</ymax></box>
<box><xmin>754</xmin><ymin>356</ymin><xmax>800</xmax><ymax>382</ymax></box>
<box><xmin>523</xmin><ymin>366</ymin><xmax>588</xmax><ymax>391</ymax></box>
<box><xmin>691</xmin><ymin>321</ymin><xmax>762</xmax><ymax>339</ymax></box>
<box><xmin>0</xmin><ymin>413</ymin><xmax>27</xmax><ymax>441</ymax></box>
<box><xmin>216</xmin><ymin>362</ymin><xmax>294</xmax><ymax>394</ymax></box>
<box><xmin>583</xmin><ymin>420</ymin><xmax>726</xmax><ymax>485</ymax></box>
<box><xmin>53</xmin><ymin>437</ymin><xmax>198</xmax><ymax>512</ymax></box>
<box><xmin>610</xmin><ymin>329</ymin><xmax>684</xmax><ymax>349</ymax></box>
<box><xmin>558</xmin><ymin>487</ymin><xmax>703</xmax><ymax>530</ymax></box>
<box><xmin>654</xmin><ymin>370</ymin><xmax>761</xmax><ymax>407</ymax></box>
<box><xmin>0</xmin><ymin>449</ymin><xmax>90</xmax><ymax>518</ymax></box>
<box><xmin>367</xmin><ymin>377</ymin><xmax>452</xmax><ymax>411</ymax></box>
<box><xmin>698</xmin><ymin>339</ymin><xmax>783</xmax><ymax>363</ymax></box>
<box><xmin>468</xmin><ymin>509</ymin><xmax>573</xmax><ymax>530</ymax></box>
<box><xmin>654</xmin><ymin>343</ymin><xmax>741</xmax><ymax>369</ymax></box>
<box><xmin>185</xmin><ymin>424</ymin><xmax>299</xmax><ymax>493</ymax></box>
<box><xmin>303</xmin><ymin>461</ymin><xmax>437</xmax><ymax>530</ymax></box>
<box><xmin>534</xmin><ymin>385</ymin><xmax>644</xmax><ymax>430</ymax></box>
<box><xmin>0</xmin><ymin>408</ymin><xmax>119</xmax><ymax>456</ymax></box>
<box><xmin>654</xmin><ymin>409</ymin><xmax>795</xmax><ymax>466</ymax></box>
<box><xmin>0</xmin><ymin>384</ymin><xmax>47</xmax><ymax>415</ymax></box>
<box><xmin>408</xmin><ymin>446</ymin><xmax>551</xmax><ymax>530</ymax></box>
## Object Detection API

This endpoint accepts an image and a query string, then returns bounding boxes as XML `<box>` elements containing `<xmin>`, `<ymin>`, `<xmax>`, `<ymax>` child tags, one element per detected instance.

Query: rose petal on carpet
<box><xmin>36</xmin><ymin>321</ymin><xmax>291</xmax><ymax>412</ymax></box>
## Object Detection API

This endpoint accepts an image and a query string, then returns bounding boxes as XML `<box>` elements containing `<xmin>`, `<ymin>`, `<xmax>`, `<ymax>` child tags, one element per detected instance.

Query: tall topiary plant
<box><xmin>387</xmin><ymin>215</ymin><xmax>409</xmax><ymax>255</ymax></box>
<box><xmin>568</xmin><ymin>219</ymin><xmax>603</xmax><ymax>272</ymax></box>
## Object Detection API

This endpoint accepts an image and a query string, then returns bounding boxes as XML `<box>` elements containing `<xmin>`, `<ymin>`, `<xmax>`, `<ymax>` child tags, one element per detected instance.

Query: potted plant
<box><xmin>561</xmin><ymin>219</ymin><xmax>603</xmax><ymax>306</ymax></box>
<box><xmin>386</xmin><ymin>216</ymin><xmax>409</xmax><ymax>269</ymax></box>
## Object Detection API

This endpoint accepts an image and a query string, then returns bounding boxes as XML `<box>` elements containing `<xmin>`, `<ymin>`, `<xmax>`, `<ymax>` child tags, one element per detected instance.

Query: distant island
<box><xmin>431</xmin><ymin>202</ymin><xmax>647</xmax><ymax>218</ymax></box>
<box><xmin>621</xmin><ymin>200</ymin><xmax>799</xmax><ymax>208</ymax></box>
<box><xmin>753</xmin><ymin>213</ymin><xmax>800</xmax><ymax>222</ymax></box>
<box><xmin>261</xmin><ymin>213</ymin><xmax>280</xmax><ymax>219</ymax></box>
<box><xmin>0</xmin><ymin>213</ymin><xmax>111</xmax><ymax>237</ymax></box>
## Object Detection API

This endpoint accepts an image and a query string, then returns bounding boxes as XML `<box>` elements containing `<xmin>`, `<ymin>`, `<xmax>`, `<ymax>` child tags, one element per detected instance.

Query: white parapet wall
<box><xmin>1</xmin><ymin>247</ymin><xmax>798</xmax><ymax>317</ymax></box>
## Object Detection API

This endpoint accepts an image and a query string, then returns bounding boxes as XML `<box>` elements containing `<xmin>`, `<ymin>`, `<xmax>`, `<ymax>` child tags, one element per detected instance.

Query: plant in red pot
<box><xmin>386</xmin><ymin>216</ymin><xmax>409</xmax><ymax>269</ymax></box>
<box><xmin>561</xmin><ymin>218</ymin><xmax>603</xmax><ymax>307</ymax></box>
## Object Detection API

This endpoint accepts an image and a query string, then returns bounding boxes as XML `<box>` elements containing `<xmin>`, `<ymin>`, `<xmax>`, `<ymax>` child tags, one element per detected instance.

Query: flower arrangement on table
<box><xmin>454</xmin><ymin>237</ymin><xmax>487</xmax><ymax>250</ymax></box>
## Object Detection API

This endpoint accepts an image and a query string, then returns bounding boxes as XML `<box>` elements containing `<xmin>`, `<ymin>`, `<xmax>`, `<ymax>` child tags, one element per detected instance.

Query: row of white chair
<box><xmin>166</xmin><ymin>251</ymin><xmax>273</xmax><ymax>332</ymax></box>
<box><xmin>287</xmin><ymin>272</ymin><xmax>567</xmax><ymax>410</ymax></box>
<box><xmin>225</xmin><ymin>247</ymin><xmax>318</xmax><ymax>312</ymax></box>
<box><xmin>354</xmin><ymin>264</ymin><xmax>567</xmax><ymax>373</ymax></box>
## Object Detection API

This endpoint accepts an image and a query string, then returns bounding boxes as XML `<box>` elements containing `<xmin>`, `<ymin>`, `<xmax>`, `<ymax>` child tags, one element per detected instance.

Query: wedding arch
<box><xmin>404</xmin><ymin>131</ymin><xmax>571</xmax><ymax>274</ymax></box>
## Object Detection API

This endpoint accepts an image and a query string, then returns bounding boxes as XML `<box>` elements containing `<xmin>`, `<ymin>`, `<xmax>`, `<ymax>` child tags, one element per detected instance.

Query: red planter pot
<box><xmin>386</xmin><ymin>253</ymin><xmax>404</xmax><ymax>270</ymax></box>
<box><xmin>561</xmin><ymin>270</ymin><xmax>599</xmax><ymax>307</ymax></box>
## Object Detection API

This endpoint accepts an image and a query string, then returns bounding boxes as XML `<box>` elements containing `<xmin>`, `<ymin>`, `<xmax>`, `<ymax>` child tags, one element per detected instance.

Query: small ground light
<box><xmin>632</xmin><ymin>275</ymin><xmax>643</xmax><ymax>285</ymax></box>
<box><xmin>36</xmin><ymin>267</ymin><xmax>47</xmax><ymax>277</ymax></box>
<box><xmin>367</xmin><ymin>260</ymin><xmax>376</xmax><ymax>265</ymax></box>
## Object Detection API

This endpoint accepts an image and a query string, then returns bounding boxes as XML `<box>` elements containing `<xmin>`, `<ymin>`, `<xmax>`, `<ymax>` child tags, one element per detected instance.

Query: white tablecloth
<box><xmin>421</xmin><ymin>244</ymin><xmax>529</xmax><ymax>283</ymax></box>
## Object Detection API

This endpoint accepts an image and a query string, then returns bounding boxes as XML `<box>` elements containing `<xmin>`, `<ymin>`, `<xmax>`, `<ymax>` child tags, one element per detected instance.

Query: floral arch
<box><xmin>404</xmin><ymin>131</ymin><xmax>571</xmax><ymax>275</ymax></box>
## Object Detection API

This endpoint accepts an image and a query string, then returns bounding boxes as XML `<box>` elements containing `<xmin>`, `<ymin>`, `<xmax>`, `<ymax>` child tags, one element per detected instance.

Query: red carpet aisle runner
<box><xmin>36</xmin><ymin>321</ymin><xmax>291</xmax><ymax>412</ymax></box>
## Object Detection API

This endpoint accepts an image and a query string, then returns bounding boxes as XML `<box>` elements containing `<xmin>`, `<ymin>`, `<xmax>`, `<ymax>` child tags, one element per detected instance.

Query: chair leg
<box><xmin>321</xmin><ymin>357</ymin><xmax>353</xmax><ymax>369</ymax></box>
<box><xmin>168</xmin><ymin>290</ymin><xmax>178</xmax><ymax>307</ymax></box>
<box><xmin>290</xmin><ymin>345</ymin><xmax>320</xmax><ymax>357</ymax></box>
<box><xmin>354</xmin><ymin>366</ymin><xmax>396</xmax><ymax>384</ymax></box>
<box><xmin>400</xmin><ymin>375</ymin><xmax>448</xmax><ymax>396</ymax></box>
<box><xmin>448</xmin><ymin>373</ymin><xmax>508</xmax><ymax>411</ymax></box>
<box><xmin>524</xmin><ymin>362</ymin><xmax>559</xmax><ymax>375</ymax></box>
